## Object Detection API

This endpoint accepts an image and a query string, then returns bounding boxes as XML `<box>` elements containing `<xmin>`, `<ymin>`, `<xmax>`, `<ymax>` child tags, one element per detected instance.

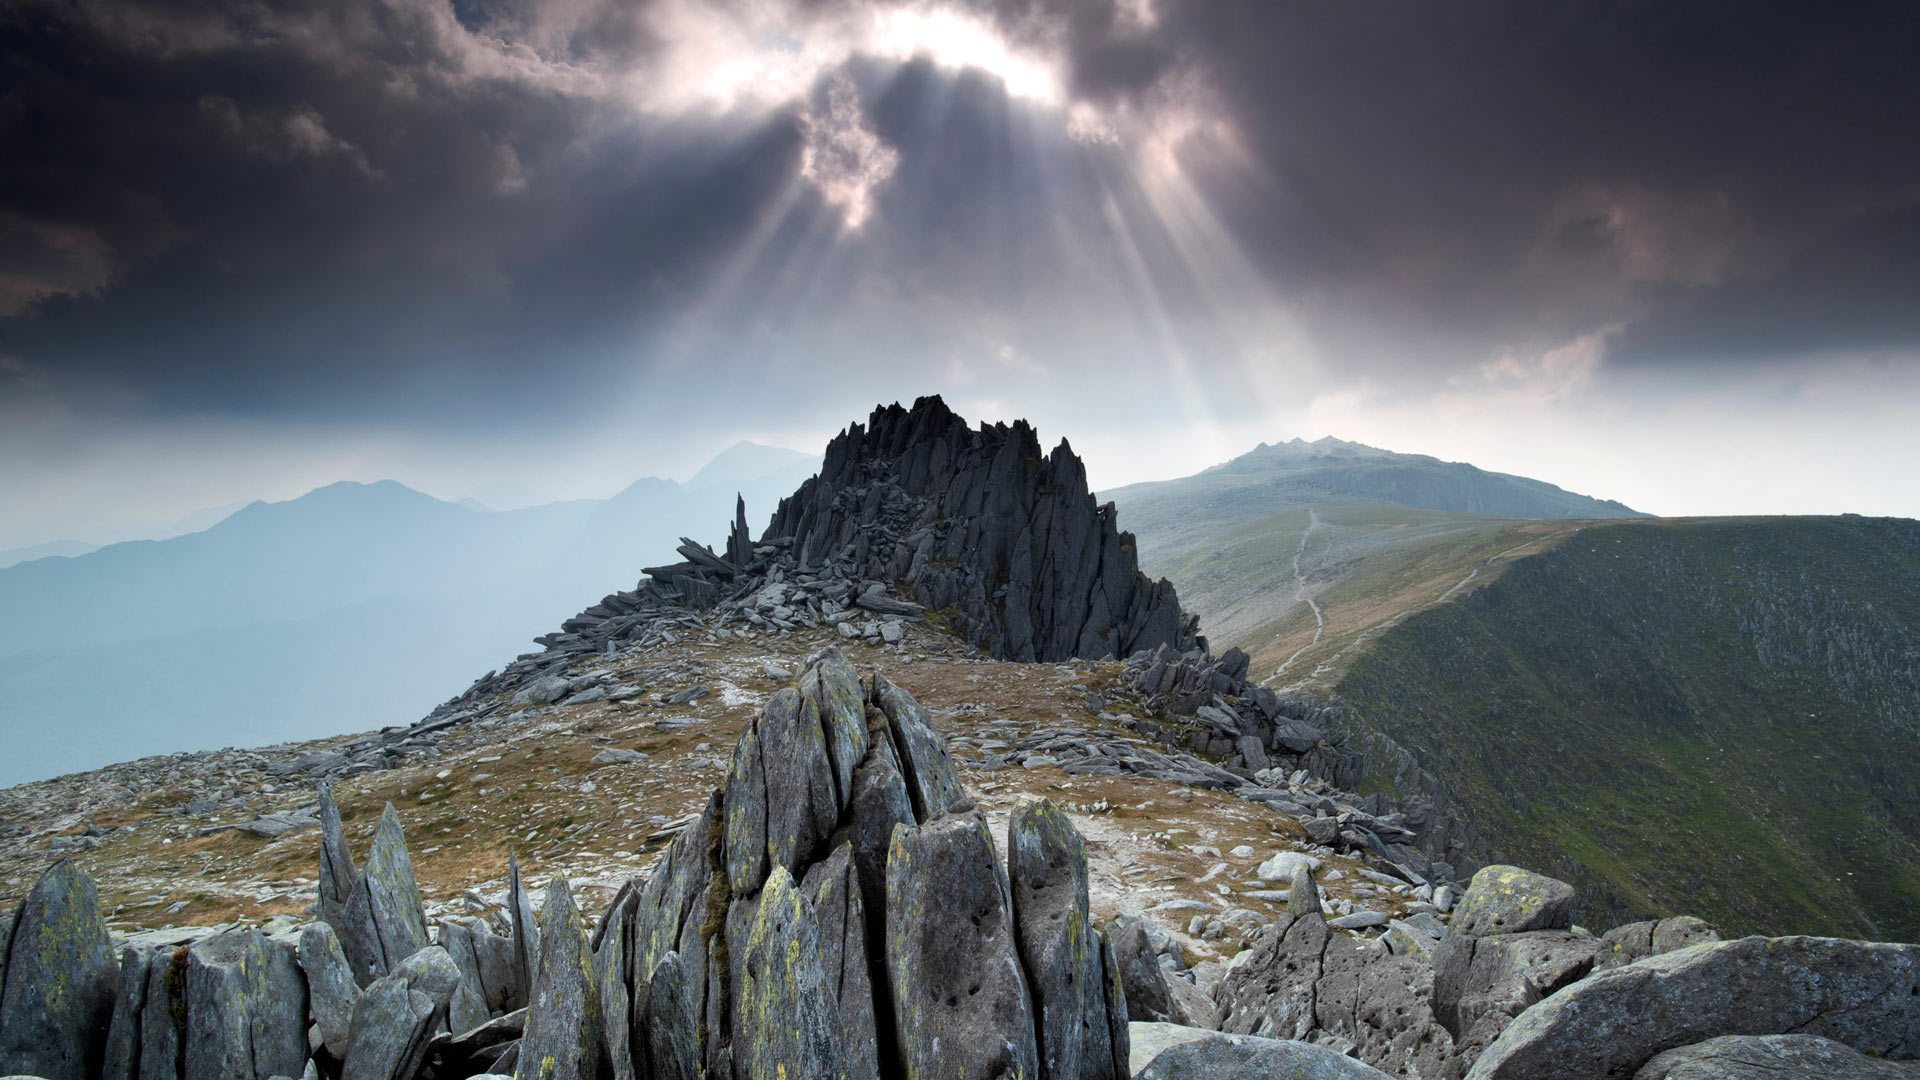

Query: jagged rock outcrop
<box><xmin>489</xmin><ymin>646</ymin><xmax>1126</xmax><ymax>1080</ymax></box>
<box><xmin>319</xmin><ymin>788</ymin><xmax>432</xmax><ymax>988</ymax></box>
<box><xmin>763</xmin><ymin>396</ymin><xmax>1198</xmax><ymax>662</ymax></box>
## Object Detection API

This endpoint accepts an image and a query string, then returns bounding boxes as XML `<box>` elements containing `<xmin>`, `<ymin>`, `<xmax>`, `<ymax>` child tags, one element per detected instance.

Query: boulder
<box><xmin>886</xmin><ymin>810</ymin><xmax>1039</xmax><ymax>1080</ymax></box>
<box><xmin>1107</xmin><ymin>915</ymin><xmax>1174</xmax><ymax>1024</ymax></box>
<box><xmin>1447</xmin><ymin>865</ymin><xmax>1578</xmax><ymax>938</ymax></box>
<box><xmin>1132</xmin><ymin>1028</ymin><xmax>1398</xmax><ymax>1079</ymax></box>
<box><xmin>1433</xmin><ymin>929</ymin><xmax>1599</xmax><ymax>1046</ymax></box>
<box><xmin>1595</xmin><ymin>916</ymin><xmax>1721</xmax><ymax>971</ymax></box>
<box><xmin>1255</xmin><ymin>851</ymin><xmax>1319</xmax><ymax>883</ymax></box>
<box><xmin>1467</xmin><ymin>935</ymin><xmax>1920</xmax><ymax>1080</ymax></box>
<box><xmin>0</xmin><ymin>860</ymin><xmax>118</xmax><ymax>1080</ymax></box>
<box><xmin>1634</xmin><ymin>1033</ymin><xmax>1920</xmax><ymax>1080</ymax></box>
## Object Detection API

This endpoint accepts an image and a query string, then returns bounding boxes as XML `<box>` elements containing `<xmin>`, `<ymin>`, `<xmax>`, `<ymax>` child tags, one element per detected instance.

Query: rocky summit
<box><xmin>0</xmin><ymin>399</ymin><xmax>1914</xmax><ymax>1080</ymax></box>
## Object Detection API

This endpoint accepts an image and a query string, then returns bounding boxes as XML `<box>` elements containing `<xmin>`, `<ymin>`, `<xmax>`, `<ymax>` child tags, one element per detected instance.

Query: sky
<box><xmin>3</xmin><ymin>0</ymin><xmax>1919</xmax><ymax>542</ymax></box>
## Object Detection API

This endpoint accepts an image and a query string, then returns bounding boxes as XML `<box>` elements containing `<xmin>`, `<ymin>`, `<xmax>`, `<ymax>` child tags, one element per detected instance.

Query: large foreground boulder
<box><xmin>0</xmin><ymin>861</ymin><xmax>118</xmax><ymax>1080</ymax></box>
<box><xmin>1634</xmin><ymin>1034</ymin><xmax>1920</xmax><ymax>1079</ymax></box>
<box><xmin>1467</xmin><ymin>935</ymin><xmax>1920</xmax><ymax>1080</ymax></box>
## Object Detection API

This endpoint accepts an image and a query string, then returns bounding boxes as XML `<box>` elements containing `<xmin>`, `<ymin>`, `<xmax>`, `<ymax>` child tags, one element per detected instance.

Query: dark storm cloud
<box><xmin>2</xmin><ymin>0</ymin><xmax>1917</xmax><ymax>434</ymax></box>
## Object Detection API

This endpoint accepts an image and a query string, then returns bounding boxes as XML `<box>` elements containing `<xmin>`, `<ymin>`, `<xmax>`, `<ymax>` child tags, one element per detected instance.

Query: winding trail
<box><xmin>1268</xmin><ymin>523</ymin><xmax>1584</xmax><ymax>693</ymax></box>
<box><xmin>1270</xmin><ymin>508</ymin><xmax>1324</xmax><ymax>680</ymax></box>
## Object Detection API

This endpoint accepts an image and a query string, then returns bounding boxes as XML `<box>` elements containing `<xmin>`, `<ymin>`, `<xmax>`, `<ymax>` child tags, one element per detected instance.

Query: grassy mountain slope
<box><xmin>1331</xmin><ymin>516</ymin><xmax>1920</xmax><ymax>939</ymax></box>
<box><xmin>1146</xmin><ymin>497</ymin><xmax>1577</xmax><ymax>688</ymax></box>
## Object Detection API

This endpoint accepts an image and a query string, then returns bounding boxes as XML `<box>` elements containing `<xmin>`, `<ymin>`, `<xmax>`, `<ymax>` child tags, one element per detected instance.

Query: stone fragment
<box><xmin>1288</xmin><ymin>861</ymin><xmax>1322</xmax><ymax>918</ymax></box>
<box><xmin>507</xmin><ymin>853</ymin><xmax>539</xmax><ymax>1013</ymax></box>
<box><xmin>590</xmin><ymin>748</ymin><xmax>645</xmax><ymax>764</ymax></box>
<box><xmin>362</xmin><ymin>804</ymin><xmax>430</xmax><ymax>975</ymax></box>
<box><xmin>886</xmin><ymin>810</ymin><xmax>1039</xmax><ymax>1080</ymax></box>
<box><xmin>341</xmin><ymin>976</ymin><xmax>436</xmax><ymax>1080</ymax></box>
<box><xmin>299</xmin><ymin>922</ymin><xmax>361</xmax><ymax>1060</ymax></box>
<box><xmin>100</xmin><ymin>945</ymin><xmax>150</xmax><ymax>1080</ymax></box>
<box><xmin>1132</xmin><ymin>1027</ymin><xmax>1397</xmax><ymax>1079</ymax></box>
<box><xmin>643</xmin><ymin>952</ymin><xmax>701</xmax><ymax>1080</ymax></box>
<box><xmin>1467</xmin><ymin>935</ymin><xmax>1920</xmax><ymax>1080</ymax></box>
<box><xmin>0</xmin><ymin>860</ymin><xmax>120</xmax><ymax>1080</ymax></box>
<box><xmin>179</xmin><ymin>929</ymin><xmax>311</xmax><ymax>1080</ymax></box>
<box><xmin>1634</xmin><ymin>1033</ymin><xmax>1920</xmax><ymax>1080</ymax></box>
<box><xmin>1107</xmin><ymin>915</ymin><xmax>1174</xmax><ymax>1024</ymax></box>
<box><xmin>1256</xmin><ymin>851</ymin><xmax>1319</xmax><ymax>883</ymax></box>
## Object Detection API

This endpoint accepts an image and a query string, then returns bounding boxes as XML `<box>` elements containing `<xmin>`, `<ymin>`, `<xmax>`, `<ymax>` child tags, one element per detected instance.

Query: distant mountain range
<box><xmin>0</xmin><ymin>443</ymin><xmax>817</xmax><ymax>785</ymax></box>
<box><xmin>1104</xmin><ymin>436</ymin><xmax>1642</xmax><ymax>569</ymax></box>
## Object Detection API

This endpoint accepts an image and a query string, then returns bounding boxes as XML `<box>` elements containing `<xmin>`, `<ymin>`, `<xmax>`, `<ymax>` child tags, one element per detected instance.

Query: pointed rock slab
<box><xmin>341</xmin><ymin>976</ymin><xmax>436</xmax><ymax>1080</ymax></box>
<box><xmin>179</xmin><ymin>929</ymin><xmax>311</xmax><ymax>1080</ymax></box>
<box><xmin>0</xmin><ymin>860</ymin><xmax>119</xmax><ymax>1080</ymax></box>
<box><xmin>725</xmin><ymin>685</ymin><xmax>841</xmax><ymax>896</ymax></box>
<box><xmin>507</xmin><ymin>853</ymin><xmax>540</xmax><ymax>1013</ymax></box>
<box><xmin>1466</xmin><ymin>935</ymin><xmax>1920</xmax><ymax>1080</ymax></box>
<box><xmin>320</xmin><ymin>787</ymin><xmax>383</xmax><ymax>987</ymax></box>
<box><xmin>136</xmin><ymin>945</ymin><xmax>187</xmax><ymax>1080</ymax></box>
<box><xmin>1446</xmin><ymin>864</ymin><xmax>1577</xmax><ymax>939</ymax></box>
<box><xmin>392</xmin><ymin>946</ymin><xmax>476</xmax><ymax>1033</ymax></box>
<box><xmin>843</xmin><ymin>725</ymin><xmax>916</xmax><ymax>917</ymax></box>
<box><xmin>363</xmin><ymin>804</ymin><xmax>430</xmax><ymax>977</ymax></box>
<box><xmin>1107</xmin><ymin>915</ymin><xmax>1174</xmax><ymax>1025</ymax></box>
<box><xmin>101</xmin><ymin>945</ymin><xmax>151</xmax><ymax>1080</ymax></box>
<box><xmin>437</xmin><ymin>918</ymin><xmax>514</xmax><ymax>1020</ymax></box>
<box><xmin>518</xmin><ymin>874</ymin><xmax>600</xmax><ymax>1078</ymax></box>
<box><xmin>1085</xmin><ymin>930</ymin><xmax>1130</xmax><ymax>1080</ymax></box>
<box><xmin>802</xmin><ymin>647</ymin><xmax>870</xmax><ymax>801</ymax></box>
<box><xmin>299</xmin><ymin>922</ymin><xmax>360</xmax><ymax>1060</ymax></box>
<box><xmin>871</xmin><ymin>674</ymin><xmax>963</xmax><ymax>822</ymax></box>
<box><xmin>801</xmin><ymin>845</ymin><xmax>880</xmax><ymax>1080</ymax></box>
<box><xmin>1008</xmin><ymin>798</ymin><xmax>1093</xmax><ymax>1080</ymax></box>
<box><xmin>632</xmin><ymin>794</ymin><xmax>721</xmax><ymax>982</ymax></box>
<box><xmin>737</xmin><ymin>866</ymin><xmax>844</xmax><ymax>1080</ymax></box>
<box><xmin>886</xmin><ymin>810</ymin><xmax>1039</xmax><ymax>1080</ymax></box>
<box><xmin>592</xmin><ymin>887</ymin><xmax>637</xmax><ymax>1080</ymax></box>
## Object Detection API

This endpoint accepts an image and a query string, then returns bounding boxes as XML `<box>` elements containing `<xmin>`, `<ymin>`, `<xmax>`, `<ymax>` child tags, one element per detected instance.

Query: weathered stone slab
<box><xmin>517</xmin><ymin>874</ymin><xmax>599</xmax><ymax>1077</ymax></box>
<box><xmin>362</xmin><ymin>804</ymin><xmax>430</xmax><ymax>976</ymax></box>
<box><xmin>1596</xmin><ymin>916</ymin><xmax>1720</xmax><ymax>971</ymax></box>
<box><xmin>299</xmin><ymin>922</ymin><xmax>360</xmax><ymax>1060</ymax></box>
<box><xmin>101</xmin><ymin>945</ymin><xmax>151</xmax><ymax>1080</ymax></box>
<box><xmin>180</xmin><ymin>929</ymin><xmax>310</xmax><ymax>1080</ymax></box>
<box><xmin>341</xmin><ymin>975</ymin><xmax>435</xmax><ymax>1080</ymax></box>
<box><xmin>1008</xmin><ymin>798</ymin><xmax>1092</xmax><ymax>1080</ymax></box>
<box><xmin>1467</xmin><ymin>935</ymin><xmax>1920</xmax><ymax>1080</ymax></box>
<box><xmin>0</xmin><ymin>861</ymin><xmax>123</xmax><ymax>1080</ymax></box>
<box><xmin>737</xmin><ymin>866</ymin><xmax>843</xmax><ymax>1080</ymax></box>
<box><xmin>886</xmin><ymin>810</ymin><xmax>1038</xmax><ymax>1080</ymax></box>
<box><xmin>801</xmin><ymin>845</ymin><xmax>880</xmax><ymax>1080</ymax></box>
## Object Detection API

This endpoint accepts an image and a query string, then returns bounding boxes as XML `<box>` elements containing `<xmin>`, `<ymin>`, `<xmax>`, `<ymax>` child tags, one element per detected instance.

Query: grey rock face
<box><xmin>1634</xmin><ymin>1034</ymin><xmax>1920</xmax><ymax>1080</ymax></box>
<box><xmin>886</xmin><ymin>809</ymin><xmax>1040</xmax><ymax>1080</ymax></box>
<box><xmin>1107</xmin><ymin>915</ymin><xmax>1173</xmax><ymax>1024</ymax></box>
<box><xmin>1468</xmin><ymin>935</ymin><xmax>1920</xmax><ymax>1080</ymax></box>
<box><xmin>101</xmin><ymin>945</ymin><xmax>151</xmax><ymax>1080</ymax></box>
<box><xmin>1433</xmin><ymin>929</ymin><xmax>1599</xmax><ymax>1057</ymax></box>
<box><xmin>362</xmin><ymin>805</ymin><xmax>430</xmax><ymax>977</ymax></box>
<box><xmin>1216</xmin><ymin>907</ymin><xmax>1454</xmax><ymax>1078</ymax></box>
<box><xmin>761</xmin><ymin>396</ymin><xmax>1197</xmax><ymax>661</ymax></box>
<box><xmin>0</xmin><ymin>861</ymin><xmax>119</xmax><ymax>1080</ymax></box>
<box><xmin>1132</xmin><ymin>1027</ymin><xmax>1398</xmax><ymax>1080</ymax></box>
<box><xmin>518</xmin><ymin>873</ymin><xmax>599</xmax><ymax>1076</ymax></box>
<box><xmin>168</xmin><ymin>929</ymin><xmax>310</xmax><ymax>1080</ymax></box>
<box><xmin>871</xmin><ymin>673</ymin><xmax>963</xmax><ymax>821</ymax></box>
